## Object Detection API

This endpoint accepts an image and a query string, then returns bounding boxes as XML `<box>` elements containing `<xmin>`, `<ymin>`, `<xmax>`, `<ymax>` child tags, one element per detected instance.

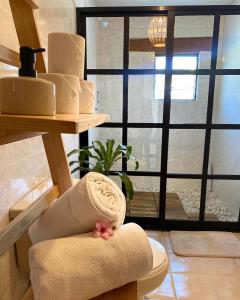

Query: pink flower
<box><xmin>92</xmin><ymin>220</ymin><xmax>114</xmax><ymax>240</ymax></box>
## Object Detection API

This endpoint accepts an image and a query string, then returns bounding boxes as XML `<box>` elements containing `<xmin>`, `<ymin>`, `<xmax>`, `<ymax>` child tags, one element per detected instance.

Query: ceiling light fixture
<box><xmin>148</xmin><ymin>16</ymin><xmax>168</xmax><ymax>48</ymax></box>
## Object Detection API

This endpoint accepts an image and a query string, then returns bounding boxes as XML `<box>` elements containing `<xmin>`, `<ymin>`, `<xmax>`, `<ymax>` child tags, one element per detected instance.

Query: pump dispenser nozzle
<box><xmin>19</xmin><ymin>47</ymin><xmax>45</xmax><ymax>78</ymax></box>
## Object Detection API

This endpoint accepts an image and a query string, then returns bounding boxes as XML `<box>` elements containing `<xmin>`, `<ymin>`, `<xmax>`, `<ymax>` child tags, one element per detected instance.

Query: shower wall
<box><xmin>211</xmin><ymin>1</ymin><xmax>240</xmax><ymax>219</ymax></box>
<box><xmin>87</xmin><ymin>16</ymin><xmax>215</xmax><ymax>191</ymax></box>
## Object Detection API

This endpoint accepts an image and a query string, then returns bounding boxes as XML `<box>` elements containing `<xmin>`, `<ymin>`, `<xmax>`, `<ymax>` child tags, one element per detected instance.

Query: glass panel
<box><xmin>128</xmin><ymin>128</ymin><xmax>162</xmax><ymax>172</ymax></box>
<box><xmin>88</xmin><ymin>75</ymin><xmax>123</xmax><ymax>122</ymax></box>
<box><xmin>126</xmin><ymin>176</ymin><xmax>160</xmax><ymax>218</ymax></box>
<box><xmin>166</xmin><ymin>178</ymin><xmax>201</xmax><ymax>220</ymax></box>
<box><xmin>205</xmin><ymin>180</ymin><xmax>239</xmax><ymax>222</ymax></box>
<box><xmin>86</xmin><ymin>17</ymin><xmax>123</xmax><ymax>69</ymax></box>
<box><xmin>168</xmin><ymin>129</ymin><xmax>205</xmax><ymax>174</ymax></box>
<box><xmin>212</xmin><ymin>76</ymin><xmax>240</xmax><ymax>124</ymax></box>
<box><xmin>209</xmin><ymin>130</ymin><xmax>240</xmax><ymax>175</ymax></box>
<box><xmin>129</xmin><ymin>16</ymin><xmax>166</xmax><ymax>69</ymax></box>
<box><xmin>155</xmin><ymin>56</ymin><xmax>199</xmax><ymax>101</ymax></box>
<box><xmin>89</xmin><ymin>128</ymin><xmax>122</xmax><ymax>171</ymax></box>
<box><xmin>174</xmin><ymin>16</ymin><xmax>214</xmax><ymax>69</ymax></box>
<box><xmin>128</xmin><ymin>75</ymin><xmax>164</xmax><ymax>123</ymax></box>
<box><xmin>170</xmin><ymin>75</ymin><xmax>209</xmax><ymax>123</ymax></box>
<box><xmin>217</xmin><ymin>15</ymin><xmax>240</xmax><ymax>69</ymax></box>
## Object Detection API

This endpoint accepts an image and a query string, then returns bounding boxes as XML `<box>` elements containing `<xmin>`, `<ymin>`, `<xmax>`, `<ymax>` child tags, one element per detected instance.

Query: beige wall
<box><xmin>0</xmin><ymin>1</ymin><xmax>81</xmax><ymax>298</ymax></box>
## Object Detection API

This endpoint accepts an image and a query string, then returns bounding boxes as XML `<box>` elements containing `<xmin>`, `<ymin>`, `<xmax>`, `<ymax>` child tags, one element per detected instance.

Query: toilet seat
<box><xmin>137</xmin><ymin>237</ymin><xmax>169</xmax><ymax>299</ymax></box>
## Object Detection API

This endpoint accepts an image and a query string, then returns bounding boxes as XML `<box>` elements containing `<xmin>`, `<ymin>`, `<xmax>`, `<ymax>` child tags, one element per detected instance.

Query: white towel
<box><xmin>29</xmin><ymin>223</ymin><xmax>153</xmax><ymax>300</ymax></box>
<box><xmin>29</xmin><ymin>172</ymin><xmax>126</xmax><ymax>244</ymax></box>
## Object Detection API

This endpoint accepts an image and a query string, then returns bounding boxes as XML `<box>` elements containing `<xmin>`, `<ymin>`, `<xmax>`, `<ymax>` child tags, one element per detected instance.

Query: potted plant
<box><xmin>68</xmin><ymin>139</ymin><xmax>139</xmax><ymax>200</ymax></box>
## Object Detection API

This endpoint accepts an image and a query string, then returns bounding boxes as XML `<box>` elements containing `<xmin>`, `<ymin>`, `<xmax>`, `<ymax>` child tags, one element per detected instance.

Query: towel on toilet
<box><xmin>29</xmin><ymin>223</ymin><xmax>153</xmax><ymax>300</ymax></box>
<box><xmin>29</xmin><ymin>172</ymin><xmax>126</xmax><ymax>244</ymax></box>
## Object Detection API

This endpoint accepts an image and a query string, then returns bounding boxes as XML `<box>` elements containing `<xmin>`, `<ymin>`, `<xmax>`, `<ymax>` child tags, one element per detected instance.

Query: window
<box><xmin>154</xmin><ymin>54</ymin><xmax>198</xmax><ymax>101</ymax></box>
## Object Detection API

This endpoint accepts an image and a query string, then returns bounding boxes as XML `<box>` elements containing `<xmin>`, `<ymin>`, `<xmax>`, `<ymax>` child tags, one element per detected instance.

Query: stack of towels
<box><xmin>39</xmin><ymin>32</ymin><xmax>95</xmax><ymax>115</ymax></box>
<box><xmin>28</xmin><ymin>172</ymin><xmax>153</xmax><ymax>300</ymax></box>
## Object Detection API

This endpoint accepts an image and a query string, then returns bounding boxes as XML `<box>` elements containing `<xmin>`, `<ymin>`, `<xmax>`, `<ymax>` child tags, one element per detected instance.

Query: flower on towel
<box><xmin>92</xmin><ymin>220</ymin><xmax>114</xmax><ymax>240</ymax></box>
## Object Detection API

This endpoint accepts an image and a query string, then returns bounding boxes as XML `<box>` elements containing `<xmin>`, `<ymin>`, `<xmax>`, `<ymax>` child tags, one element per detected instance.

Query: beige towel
<box><xmin>29</xmin><ymin>223</ymin><xmax>153</xmax><ymax>300</ymax></box>
<box><xmin>29</xmin><ymin>172</ymin><xmax>126</xmax><ymax>244</ymax></box>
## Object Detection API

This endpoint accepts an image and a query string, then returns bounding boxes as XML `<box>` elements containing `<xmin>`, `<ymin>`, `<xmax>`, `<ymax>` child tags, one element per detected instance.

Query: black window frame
<box><xmin>77</xmin><ymin>5</ymin><xmax>240</xmax><ymax>232</ymax></box>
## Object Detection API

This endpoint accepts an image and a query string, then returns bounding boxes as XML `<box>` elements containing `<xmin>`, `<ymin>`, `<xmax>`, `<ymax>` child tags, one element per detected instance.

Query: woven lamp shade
<box><xmin>148</xmin><ymin>16</ymin><xmax>168</xmax><ymax>48</ymax></box>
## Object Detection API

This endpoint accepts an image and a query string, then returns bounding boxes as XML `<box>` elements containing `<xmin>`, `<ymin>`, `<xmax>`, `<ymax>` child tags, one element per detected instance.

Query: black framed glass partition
<box><xmin>77</xmin><ymin>6</ymin><xmax>240</xmax><ymax>231</ymax></box>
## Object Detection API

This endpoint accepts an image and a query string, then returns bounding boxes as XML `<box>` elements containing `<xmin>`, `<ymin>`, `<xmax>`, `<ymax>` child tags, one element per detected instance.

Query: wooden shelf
<box><xmin>0</xmin><ymin>113</ymin><xmax>110</xmax><ymax>134</ymax></box>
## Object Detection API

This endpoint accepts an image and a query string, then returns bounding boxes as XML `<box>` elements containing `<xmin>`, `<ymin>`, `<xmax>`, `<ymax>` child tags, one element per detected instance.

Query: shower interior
<box><xmin>78</xmin><ymin>6</ymin><xmax>240</xmax><ymax>230</ymax></box>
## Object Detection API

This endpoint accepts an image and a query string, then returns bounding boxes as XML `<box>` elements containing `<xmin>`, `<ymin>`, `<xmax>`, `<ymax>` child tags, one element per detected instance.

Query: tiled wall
<box><xmin>211</xmin><ymin>1</ymin><xmax>240</xmax><ymax>219</ymax></box>
<box><xmin>0</xmin><ymin>0</ymin><xmax>82</xmax><ymax>298</ymax></box>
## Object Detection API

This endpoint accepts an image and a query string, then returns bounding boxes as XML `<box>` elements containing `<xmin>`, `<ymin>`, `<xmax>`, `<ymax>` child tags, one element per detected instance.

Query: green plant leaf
<box><xmin>94</xmin><ymin>141</ymin><xmax>106</xmax><ymax>158</ymax></box>
<box><xmin>69</xmin><ymin>160</ymin><xmax>79</xmax><ymax>167</ymax></box>
<box><xmin>92</xmin><ymin>160</ymin><xmax>105</xmax><ymax>173</ymax></box>
<box><xmin>115</xmin><ymin>172</ymin><xmax>134</xmax><ymax>200</ymax></box>
<box><xmin>67</xmin><ymin>149</ymin><xmax>80</xmax><ymax>157</ymax></box>
<box><xmin>135</xmin><ymin>160</ymin><xmax>139</xmax><ymax>170</ymax></box>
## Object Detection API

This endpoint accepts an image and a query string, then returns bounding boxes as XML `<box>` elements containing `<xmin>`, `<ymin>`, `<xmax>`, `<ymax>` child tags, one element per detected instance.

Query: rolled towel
<box><xmin>29</xmin><ymin>223</ymin><xmax>153</xmax><ymax>300</ymax></box>
<box><xmin>48</xmin><ymin>33</ymin><xmax>85</xmax><ymax>79</ymax></box>
<box><xmin>29</xmin><ymin>172</ymin><xmax>126</xmax><ymax>244</ymax></box>
<box><xmin>79</xmin><ymin>80</ymin><xmax>95</xmax><ymax>114</ymax></box>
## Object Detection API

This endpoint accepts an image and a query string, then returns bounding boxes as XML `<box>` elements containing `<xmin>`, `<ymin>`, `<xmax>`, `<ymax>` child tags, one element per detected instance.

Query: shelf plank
<box><xmin>0</xmin><ymin>130</ymin><xmax>43</xmax><ymax>146</ymax></box>
<box><xmin>0</xmin><ymin>113</ymin><xmax>110</xmax><ymax>134</ymax></box>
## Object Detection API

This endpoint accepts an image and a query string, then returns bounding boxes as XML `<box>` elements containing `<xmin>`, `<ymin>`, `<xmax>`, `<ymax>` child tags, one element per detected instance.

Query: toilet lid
<box><xmin>149</xmin><ymin>237</ymin><xmax>168</xmax><ymax>272</ymax></box>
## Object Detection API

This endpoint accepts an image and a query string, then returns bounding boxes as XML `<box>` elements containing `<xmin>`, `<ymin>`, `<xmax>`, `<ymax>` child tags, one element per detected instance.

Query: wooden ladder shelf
<box><xmin>0</xmin><ymin>1</ymin><xmax>137</xmax><ymax>299</ymax></box>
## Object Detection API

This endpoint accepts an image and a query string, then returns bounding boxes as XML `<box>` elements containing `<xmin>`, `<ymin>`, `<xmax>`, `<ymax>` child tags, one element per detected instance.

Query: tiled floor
<box><xmin>145</xmin><ymin>231</ymin><xmax>240</xmax><ymax>300</ymax></box>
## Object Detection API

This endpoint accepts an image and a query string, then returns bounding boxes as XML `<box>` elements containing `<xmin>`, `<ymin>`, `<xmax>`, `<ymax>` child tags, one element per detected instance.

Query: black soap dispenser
<box><xmin>1</xmin><ymin>46</ymin><xmax>56</xmax><ymax>116</ymax></box>
<box><xmin>19</xmin><ymin>46</ymin><xmax>45</xmax><ymax>77</ymax></box>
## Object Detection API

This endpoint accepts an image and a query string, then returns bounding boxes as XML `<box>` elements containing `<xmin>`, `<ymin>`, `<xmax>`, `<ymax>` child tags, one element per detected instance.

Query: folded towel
<box><xmin>29</xmin><ymin>172</ymin><xmax>126</xmax><ymax>244</ymax></box>
<box><xmin>29</xmin><ymin>223</ymin><xmax>153</xmax><ymax>300</ymax></box>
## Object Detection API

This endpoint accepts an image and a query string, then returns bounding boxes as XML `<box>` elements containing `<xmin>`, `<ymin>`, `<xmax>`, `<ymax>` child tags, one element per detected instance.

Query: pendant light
<box><xmin>148</xmin><ymin>16</ymin><xmax>168</xmax><ymax>48</ymax></box>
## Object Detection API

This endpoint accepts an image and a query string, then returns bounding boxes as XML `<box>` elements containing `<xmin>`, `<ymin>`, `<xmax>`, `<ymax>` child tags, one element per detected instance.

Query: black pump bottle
<box><xmin>19</xmin><ymin>47</ymin><xmax>45</xmax><ymax>78</ymax></box>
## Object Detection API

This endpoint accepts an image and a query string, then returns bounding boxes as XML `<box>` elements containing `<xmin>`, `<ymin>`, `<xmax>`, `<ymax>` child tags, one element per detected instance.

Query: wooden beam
<box><xmin>9</xmin><ymin>0</ymin><xmax>46</xmax><ymax>72</ymax></box>
<box><xmin>130</xmin><ymin>37</ymin><xmax>212</xmax><ymax>53</ymax></box>
<box><xmin>23</xmin><ymin>0</ymin><xmax>39</xmax><ymax>9</ymax></box>
<box><xmin>0</xmin><ymin>186</ymin><xmax>59</xmax><ymax>257</ymax></box>
<box><xmin>42</xmin><ymin>133</ymin><xmax>73</xmax><ymax>195</ymax></box>
<box><xmin>0</xmin><ymin>44</ymin><xmax>20</xmax><ymax>67</ymax></box>
<box><xmin>0</xmin><ymin>130</ymin><xmax>42</xmax><ymax>146</ymax></box>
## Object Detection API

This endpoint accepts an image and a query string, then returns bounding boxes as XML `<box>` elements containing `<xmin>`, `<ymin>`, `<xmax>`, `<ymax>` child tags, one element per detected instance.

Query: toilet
<box><xmin>137</xmin><ymin>238</ymin><xmax>169</xmax><ymax>300</ymax></box>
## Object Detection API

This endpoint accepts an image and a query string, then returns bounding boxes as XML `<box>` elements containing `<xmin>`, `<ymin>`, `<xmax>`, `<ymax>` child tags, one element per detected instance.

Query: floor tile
<box><xmin>172</xmin><ymin>273</ymin><xmax>218</xmax><ymax>300</ymax></box>
<box><xmin>233</xmin><ymin>233</ymin><xmax>240</xmax><ymax>241</ymax></box>
<box><xmin>169</xmin><ymin>253</ymin><xmax>240</xmax><ymax>275</ymax></box>
<box><xmin>209</xmin><ymin>275</ymin><xmax>240</xmax><ymax>300</ymax></box>
<box><xmin>146</xmin><ymin>231</ymin><xmax>173</xmax><ymax>253</ymax></box>
<box><xmin>145</xmin><ymin>273</ymin><xmax>176</xmax><ymax>299</ymax></box>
